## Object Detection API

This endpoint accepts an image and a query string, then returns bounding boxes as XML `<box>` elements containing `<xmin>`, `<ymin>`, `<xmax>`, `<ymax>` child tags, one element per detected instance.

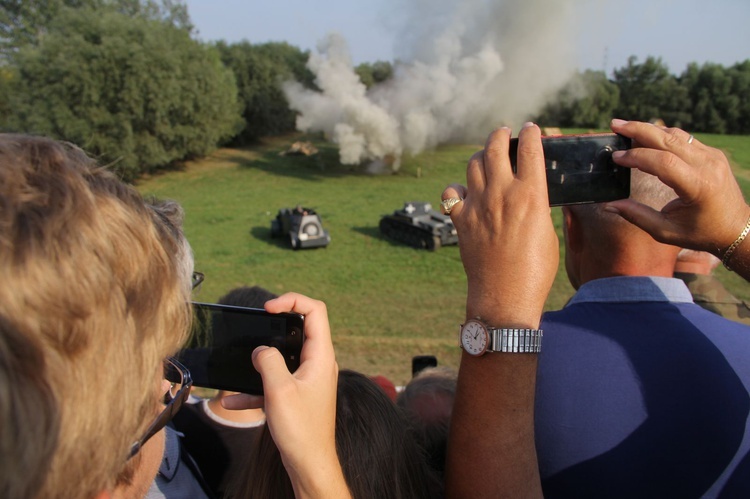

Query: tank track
<box><xmin>379</xmin><ymin>217</ymin><xmax>441</xmax><ymax>251</ymax></box>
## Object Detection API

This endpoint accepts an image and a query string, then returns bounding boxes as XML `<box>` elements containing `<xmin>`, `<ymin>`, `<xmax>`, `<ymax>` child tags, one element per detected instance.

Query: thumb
<box><xmin>252</xmin><ymin>345</ymin><xmax>294</xmax><ymax>394</ymax></box>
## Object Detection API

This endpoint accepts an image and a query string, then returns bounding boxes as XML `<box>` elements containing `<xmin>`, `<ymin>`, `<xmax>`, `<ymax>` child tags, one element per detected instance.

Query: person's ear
<box><xmin>562</xmin><ymin>206</ymin><xmax>583</xmax><ymax>254</ymax></box>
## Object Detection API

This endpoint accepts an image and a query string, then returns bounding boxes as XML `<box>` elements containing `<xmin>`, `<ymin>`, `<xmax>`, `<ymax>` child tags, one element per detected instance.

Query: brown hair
<box><xmin>0</xmin><ymin>134</ymin><xmax>192</xmax><ymax>497</ymax></box>
<box><xmin>0</xmin><ymin>315</ymin><xmax>59</xmax><ymax>499</ymax></box>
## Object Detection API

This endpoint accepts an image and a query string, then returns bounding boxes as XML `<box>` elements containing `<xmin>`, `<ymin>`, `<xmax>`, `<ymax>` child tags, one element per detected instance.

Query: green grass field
<box><xmin>138</xmin><ymin>131</ymin><xmax>750</xmax><ymax>386</ymax></box>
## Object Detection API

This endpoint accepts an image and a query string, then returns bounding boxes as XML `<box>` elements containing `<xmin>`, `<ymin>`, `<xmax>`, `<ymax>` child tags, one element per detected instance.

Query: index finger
<box><xmin>482</xmin><ymin>127</ymin><xmax>514</xmax><ymax>190</ymax></box>
<box><xmin>609</xmin><ymin>120</ymin><xmax>706</xmax><ymax>196</ymax></box>
<box><xmin>611</xmin><ymin>147</ymin><xmax>699</xmax><ymax>203</ymax></box>
<box><xmin>514</xmin><ymin>122</ymin><xmax>545</xmax><ymax>184</ymax></box>
<box><xmin>264</xmin><ymin>292</ymin><xmax>334</xmax><ymax>365</ymax></box>
<box><xmin>611</xmin><ymin>119</ymin><xmax>700</xmax><ymax>160</ymax></box>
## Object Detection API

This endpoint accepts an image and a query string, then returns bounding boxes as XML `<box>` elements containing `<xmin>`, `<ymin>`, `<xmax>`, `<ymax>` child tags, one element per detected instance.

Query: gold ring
<box><xmin>687</xmin><ymin>134</ymin><xmax>694</xmax><ymax>144</ymax></box>
<box><xmin>441</xmin><ymin>197</ymin><xmax>463</xmax><ymax>215</ymax></box>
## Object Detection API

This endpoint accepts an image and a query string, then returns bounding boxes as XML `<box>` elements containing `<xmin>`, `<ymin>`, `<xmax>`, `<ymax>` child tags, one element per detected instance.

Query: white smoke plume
<box><xmin>283</xmin><ymin>0</ymin><xmax>582</xmax><ymax>170</ymax></box>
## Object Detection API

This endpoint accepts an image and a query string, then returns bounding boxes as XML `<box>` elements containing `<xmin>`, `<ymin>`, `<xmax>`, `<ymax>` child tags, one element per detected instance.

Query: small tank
<box><xmin>379</xmin><ymin>201</ymin><xmax>458</xmax><ymax>250</ymax></box>
<box><xmin>271</xmin><ymin>206</ymin><xmax>331</xmax><ymax>249</ymax></box>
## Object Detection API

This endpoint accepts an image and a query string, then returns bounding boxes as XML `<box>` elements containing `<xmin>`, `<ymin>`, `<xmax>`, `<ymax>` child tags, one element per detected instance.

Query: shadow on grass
<box><xmin>249</xmin><ymin>226</ymin><xmax>291</xmax><ymax>249</ymax></box>
<box><xmin>350</xmin><ymin>225</ymin><xmax>382</xmax><ymax>241</ymax></box>
<box><xmin>351</xmin><ymin>225</ymin><xmax>426</xmax><ymax>251</ymax></box>
<box><xmin>223</xmin><ymin>134</ymin><xmax>375</xmax><ymax>182</ymax></box>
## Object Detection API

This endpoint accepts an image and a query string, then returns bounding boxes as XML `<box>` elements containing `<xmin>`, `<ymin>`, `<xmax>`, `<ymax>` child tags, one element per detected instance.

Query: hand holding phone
<box><xmin>177</xmin><ymin>302</ymin><xmax>304</xmax><ymax>395</ymax></box>
<box><xmin>412</xmin><ymin>355</ymin><xmax>438</xmax><ymax>377</ymax></box>
<box><xmin>224</xmin><ymin>292</ymin><xmax>350</xmax><ymax>496</ymax></box>
<box><xmin>509</xmin><ymin>133</ymin><xmax>632</xmax><ymax>206</ymax></box>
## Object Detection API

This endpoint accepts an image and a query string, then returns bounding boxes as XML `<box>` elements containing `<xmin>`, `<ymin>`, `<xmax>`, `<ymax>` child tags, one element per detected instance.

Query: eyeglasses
<box><xmin>128</xmin><ymin>357</ymin><xmax>193</xmax><ymax>460</ymax></box>
<box><xmin>192</xmin><ymin>271</ymin><xmax>205</xmax><ymax>290</ymax></box>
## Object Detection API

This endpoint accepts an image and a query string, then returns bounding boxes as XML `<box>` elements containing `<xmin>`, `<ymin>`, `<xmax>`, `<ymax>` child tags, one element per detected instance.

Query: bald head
<box><xmin>563</xmin><ymin>170</ymin><xmax>681</xmax><ymax>287</ymax></box>
<box><xmin>674</xmin><ymin>249</ymin><xmax>721</xmax><ymax>275</ymax></box>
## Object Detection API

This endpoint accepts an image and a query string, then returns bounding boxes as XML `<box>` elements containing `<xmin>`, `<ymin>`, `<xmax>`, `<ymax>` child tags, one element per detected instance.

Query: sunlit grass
<box><xmin>138</xmin><ymin>131</ymin><xmax>750</xmax><ymax>385</ymax></box>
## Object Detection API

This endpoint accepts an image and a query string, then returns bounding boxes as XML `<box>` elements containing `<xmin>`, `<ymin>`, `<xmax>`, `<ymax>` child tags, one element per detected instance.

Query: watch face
<box><xmin>461</xmin><ymin>320</ymin><xmax>489</xmax><ymax>356</ymax></box>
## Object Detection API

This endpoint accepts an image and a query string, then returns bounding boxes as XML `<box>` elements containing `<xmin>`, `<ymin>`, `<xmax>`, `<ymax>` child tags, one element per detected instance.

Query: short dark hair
<box><xmin>218</xmin><ymin>286</ymin><xmax>279</xmax><ymax>309</ymax></box>
<box><xmin>397</xmin><ymin>366</ymin><xmax>458</xmax><ymax>478</ymax></box>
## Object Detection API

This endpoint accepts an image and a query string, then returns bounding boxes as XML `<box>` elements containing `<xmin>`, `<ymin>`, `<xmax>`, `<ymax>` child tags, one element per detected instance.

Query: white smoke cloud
<box><xmin>284</xmin><ymin>0</ymin><xmax>583</xmax><ymax>170</ymax></box>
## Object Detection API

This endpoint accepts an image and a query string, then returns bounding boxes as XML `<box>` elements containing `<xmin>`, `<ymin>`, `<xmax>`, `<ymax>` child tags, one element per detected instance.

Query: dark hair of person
<box><xmin>233</xmin><ymin>369</ymin><xmax>442</xmax><ymax>498</ymax></box>
<box><xmin>217</xmin><ymin>286</ymin><xmax>278</xmax><ymax>309</ymax></box>
<box><xmin>396</xmin><ymin>367</ymin><xmax>457</xmax><ymax>478</ymax></box>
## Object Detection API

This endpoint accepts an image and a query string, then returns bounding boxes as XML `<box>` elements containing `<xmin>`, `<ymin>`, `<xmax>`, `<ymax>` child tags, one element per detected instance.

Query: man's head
<box><xmin>0</xmin><ymin>135</ymin><xmax>192</xmax><ymax>497</ymax></box>
<box><xmin>562</xmin><ymin>169</ymin><xmax>680</xmax><ymax>288</ymax></box>
<box><xmin>218</xmin><ymin>285</ymin><xmax>279</xmax><ymax>310</ymax></box>
<box><xmin>674</xmin><ymin>249</ymin><xmax>722</xmax><ymax>276</ymax></box>
<box><xmin>397</xmin><ymin>366</ymin><xmax>457</xmax><ymax>476</ymax></box>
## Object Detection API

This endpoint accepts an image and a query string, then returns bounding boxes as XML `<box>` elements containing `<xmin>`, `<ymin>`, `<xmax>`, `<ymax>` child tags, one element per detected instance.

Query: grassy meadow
<box><xmin>138</xmin><ymin>131</ymin><xmax>750</xmax><ymax>386</ymax></box>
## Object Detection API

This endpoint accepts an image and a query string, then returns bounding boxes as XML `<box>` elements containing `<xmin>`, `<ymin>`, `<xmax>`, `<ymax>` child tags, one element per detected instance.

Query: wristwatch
<box><xmin>459</xmin><ymin>318</ymin><xmax>543</xmax><ymax>356</ymax></box>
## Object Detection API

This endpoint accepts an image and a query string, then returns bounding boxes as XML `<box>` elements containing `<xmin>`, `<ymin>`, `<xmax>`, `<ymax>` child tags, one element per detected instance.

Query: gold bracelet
<box><xmin>722</xmin><ymin>213</ymin><xmax>750</xmax><ymax>271</ymax></box>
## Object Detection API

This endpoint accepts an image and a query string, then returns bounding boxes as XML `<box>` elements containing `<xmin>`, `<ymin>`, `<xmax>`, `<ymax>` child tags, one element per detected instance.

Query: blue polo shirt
<box><xmin>537</xmin><ymin>276</ymin><xmax>750</xmax><ymax>498</ymax></box>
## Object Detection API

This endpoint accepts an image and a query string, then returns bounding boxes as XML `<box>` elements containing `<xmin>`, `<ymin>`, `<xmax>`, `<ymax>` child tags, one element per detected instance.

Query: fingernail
<box><xmin>612</xmin><ymin>150</ymin><xmax>626</xmax><ymax>159</ymax></box>
<box><xmin>252</xmin><ymin>345</ymin><xmax>270</xmax><ymax>360</ymax></box>
<box><xmin>523</xmin><ymin>121</ymin><xmax>535</xmax><ymax>128</ymax></box>
<box><xmin>611</xmin><ymin>119</ymin><xmax>628</xmax><ymax>127</ymax></box>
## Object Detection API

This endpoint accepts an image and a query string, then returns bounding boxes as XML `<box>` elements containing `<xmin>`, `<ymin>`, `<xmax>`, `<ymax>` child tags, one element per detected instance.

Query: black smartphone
<box><xmin>509</xmin><ymin>133</ymin><xmax>631</xmax><ymax>206</ymax></box>
<box><xmin>412</xmin><ymin>355</ymin><xmax>438</xmax><ymax>377</ymax></box>
<box><xmin>176</xmin><ymin>302</ymin><xmax>305</xmax><ymax>395</ymax></box>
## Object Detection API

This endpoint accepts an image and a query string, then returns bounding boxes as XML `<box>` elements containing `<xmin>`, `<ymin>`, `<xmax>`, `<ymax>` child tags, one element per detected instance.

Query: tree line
<box><xmin>1</xmin><ymin>1</ymin><xmax>748</xmax><ymax>181</ymax></box>
<box><xmin>535</xmin><ymin>56</ymin><xmax>750</xmax><ymax>134</ymax></box>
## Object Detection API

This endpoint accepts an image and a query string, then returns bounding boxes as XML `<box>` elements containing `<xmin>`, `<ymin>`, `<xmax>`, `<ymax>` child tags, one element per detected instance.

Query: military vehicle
<box><xmin>271</xmin><ymin>206</ymin><xmax>331</xmax><ymax>249</ymax></box>
<box><xmin>379</xmin><ymin>201</ymin><xmax>458</xmax><ymax>250</ymax></box>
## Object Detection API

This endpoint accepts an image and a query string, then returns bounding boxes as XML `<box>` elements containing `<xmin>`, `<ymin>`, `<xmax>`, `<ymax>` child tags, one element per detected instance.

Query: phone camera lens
<box><xmin>595</xmin><ymin>146</ymin><xmax>616</xmax><ymax>171</ymax></box>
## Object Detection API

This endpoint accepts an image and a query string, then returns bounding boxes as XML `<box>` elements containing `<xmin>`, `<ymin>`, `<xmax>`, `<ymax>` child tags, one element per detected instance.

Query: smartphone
<box><xmin>176</xmin><ymin>302</ymin><xmax>305</xmax><ymax>395</ymax></box>
<box><xmin>412</xmin><ymin>355</ymin><xmax>438</xmax><ymax>377</ymax></box>
<box><xmin>509</xmin><ymin>133</ymin><xmax>631</xmax><ymax>206</ymax></box>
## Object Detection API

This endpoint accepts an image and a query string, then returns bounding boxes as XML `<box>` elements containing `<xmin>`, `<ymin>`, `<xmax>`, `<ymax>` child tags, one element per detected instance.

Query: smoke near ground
<box><xmin>283</xmin><ymin>0</ymin><xmax>582</xmax><ymax>171</ymax></box>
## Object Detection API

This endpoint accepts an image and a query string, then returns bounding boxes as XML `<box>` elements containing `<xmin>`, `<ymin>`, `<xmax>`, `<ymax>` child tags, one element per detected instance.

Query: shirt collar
<box><xmin>568</xmin><ymin>276</ymin><xmax>695</xmax><ymax>306</ymax></box>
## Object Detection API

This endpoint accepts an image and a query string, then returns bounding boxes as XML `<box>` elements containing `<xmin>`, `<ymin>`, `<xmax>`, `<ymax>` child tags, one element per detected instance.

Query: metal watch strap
<box><xmin>488</xmin><ymin>328</ymin><xmax>543</xmax><ymax>353</ymax></box>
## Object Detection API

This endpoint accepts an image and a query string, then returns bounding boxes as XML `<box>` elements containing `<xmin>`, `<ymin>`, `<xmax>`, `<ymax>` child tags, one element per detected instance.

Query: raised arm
<box><xmin>223</xmin><ymin>292</ymin><xmax>351</xmax><ymax>499</ymax></box>
<box><xmin>606</xmin><ymin>119</ymin><xmax>750</xmax><ymax>281</ymax></box>
<box><xmin>443</xmin><ymin>123</ymin><xmax>558</xmax><ymax>498</ymax></box>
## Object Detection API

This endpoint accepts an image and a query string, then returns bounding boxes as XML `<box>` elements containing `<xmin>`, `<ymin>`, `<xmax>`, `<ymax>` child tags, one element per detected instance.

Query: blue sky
<box><xmin>184</xmin><ymin>0</ymin><xmax>749</xmax><ymax>75</ymax></box>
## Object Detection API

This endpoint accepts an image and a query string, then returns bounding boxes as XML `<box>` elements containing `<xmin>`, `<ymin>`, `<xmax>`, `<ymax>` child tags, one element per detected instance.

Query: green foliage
<box><xmin>0</xmin><ymin>66</ymin><xmax>12</xmax><ymax>129</ymax></box>
<box><xmin>536</xmin><ymin>70</ymin><xmax>619</xmax><ymax>128</ymax></box>
<box><xmin>539</xmin><ymin>57</ymin><xmax>750</xmax><ymax>134</ymax></box>
<box><xmin>0</xmin><ymin>0</ymin><xmax>191</xmax><ymax>61</ymax></box>
<box><xmin>613</xmin><ymin>56</ymin><xmax>690</xmax><ymax>126</ymax></box>
<box><xmin>6</xmin><ymin>6</ymin><xmax>241</xmax><ymax>180</ymax></box>
<box><xmin>355</xmin><ymin>60</ymin><xmax>393</xmax><ymax>89</ymax></box>
<box><xmin>681</xmin><ymin>61</ymin><xmax>750</xmax><ymax>134</ymax></box>
<box><xmin>216</xmin><ymin>41</ymin><xmax>314</xmax><ymax>144</ymax></box>
<box><xmin>1</xmin><ymin>0</ymin><xmax>90</xmax><ymax>56</ymax></box>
